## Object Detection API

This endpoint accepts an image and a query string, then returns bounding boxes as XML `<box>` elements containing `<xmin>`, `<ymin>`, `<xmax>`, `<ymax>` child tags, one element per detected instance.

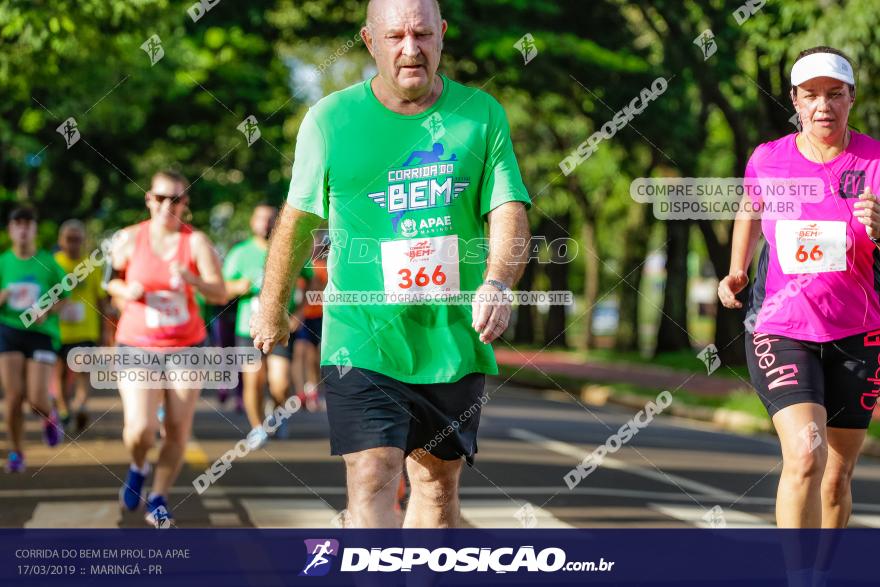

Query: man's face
<box><xmin>250</xmin><ymin>206</ymin><xmax>277</xmax><ymax>239</ymax></box>
<box><xmin>59</xmin><ymin>227</ymin><xmax>85</xmax><ymax>257</ymax></box>
<box><xmin>792</xmin><ymin>76</ymin><xmax>854</xmax><ymax>140</ymax></box>
<box><xmin>363</xmin><ymin>0</ymin><xmax>447</xmax><ymax>100</ymax></box>
<box><xmin>8</xmin><ymin>219</ymin><xmax>36</xmax><ymax>247</ymax></box>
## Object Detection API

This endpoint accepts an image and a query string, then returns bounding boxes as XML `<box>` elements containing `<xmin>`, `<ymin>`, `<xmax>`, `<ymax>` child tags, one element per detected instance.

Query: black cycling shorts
<box><xmin>322</xmin><ymin>366</ymin><xmax>486</xmax><ymax>465</ymax></box>
<box><xmin>746</xmin><ymin>330</ymin><xmax>880</xmax><ymax>429</ymax></box>
<box><xmin>0</xmin><ymin>323</ymin><xmax>57</xmax><ymax>364</ymax></box>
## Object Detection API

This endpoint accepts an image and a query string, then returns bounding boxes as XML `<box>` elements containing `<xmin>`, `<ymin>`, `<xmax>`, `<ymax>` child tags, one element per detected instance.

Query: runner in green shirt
<box><xmin>0</xmin><ymin>206</ymin><xmax>69</xmax><ymax>473</ymax></box>
<box><xmin>252</xmin><ymin>0</ymin><xmax>531</xmax><ymax>528</ymax></box>
<box><xmin>224</xmin><ymin>203</ymin><xmax>311</xmax><ymax>445</ymax></box>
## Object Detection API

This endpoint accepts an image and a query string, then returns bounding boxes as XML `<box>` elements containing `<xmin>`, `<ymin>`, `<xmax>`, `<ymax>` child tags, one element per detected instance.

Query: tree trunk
<box><xmin>698</xmin><ymin>220</ymin><xmax>746</xmax><ymax>365</ymax></box>
<box><xmin>513</xmin><ymin>255</ymin><xmax>537</xmax><ymax>345</ymax></box>
<box><xmin>581</xmin><ymin>220</ymin><xmax>599</xmax><ymax>350</ymax></box>
<box><xmin>655</xmin><ymin>220</ymin><xmax>691</xmax><ymax>354</ymax></box>
<box><xmin>543</xmin><ymin>214</ymin><xmax>571</xmax><ymax>348</ymax></box>
<box><xmin>615</xmin><ymin>205</ymin><xmax>652</xmax><ymax>352</ymax></box>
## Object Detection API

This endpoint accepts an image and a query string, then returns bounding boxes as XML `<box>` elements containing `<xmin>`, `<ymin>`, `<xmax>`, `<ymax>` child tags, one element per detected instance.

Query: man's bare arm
<box><xmin>252</xmin><ymin>204</ymin><xmax>323</xmax><ymax>352</ymax></box>
<box><xmin>485</xmin><ymin>201</ymin><xmax>530</xmax><ymax>287</ymax></box>
<box><xmin>472</xmin><ymin>201</ymin><xmax>530</xmax><ymax>344</ymax></box>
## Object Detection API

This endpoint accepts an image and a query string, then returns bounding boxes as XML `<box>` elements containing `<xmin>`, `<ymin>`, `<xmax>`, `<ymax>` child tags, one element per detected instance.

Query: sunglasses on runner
<box><xmin>149</xmin><ymin>192</ymin><xmax>186</xmax><ymax>205</ymax></box>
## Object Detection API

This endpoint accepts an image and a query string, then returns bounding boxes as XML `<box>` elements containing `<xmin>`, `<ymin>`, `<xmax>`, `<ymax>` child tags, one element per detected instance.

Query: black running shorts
<box><xmin>746</xmin><ymin>330</ymin><xmax>880</xmax><ymax>429</ymax></box>
<box><xmin>322</xmin><ymin>366</ymin><xmax>486</xmax><ymax>465</ymax></box>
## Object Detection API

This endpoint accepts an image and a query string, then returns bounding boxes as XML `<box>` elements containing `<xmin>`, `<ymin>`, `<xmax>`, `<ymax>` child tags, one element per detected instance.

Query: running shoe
<box><xmin>4</xmin><ymin>451</ymin><xmax>25</xmax><ymax>473</ymax></box>
<box><xmin>119</xmin><ymin>464</ymin><xmax>149</xmax><ymax>511</ymax></box>
<box><xmin>59</xmin><ymin>409</ymin><xmax>71</xmax><ymax>430</ymax></box>
<box><xmin>75</xmin><ymin>410</ymin><xmax>89</xmax><ymax>434</ymax></box>
<box><xmin>304</xmin><ymin>384</ymin><xmax>320</xmax><ymax>413</ymax></box>
<box><xmin>144</xmin><ymin>495</ymin><xmax>173</xmax><ymax>528</ymax></box>
<box><xmin>42</xmin><ymin>410</ymin><xmax>62</xmax><ymax>447</ymax></box>
<box><xmin>248</xmin><ymin>426</ymin><xmax>269</xmax><ymax>450</ymax></box>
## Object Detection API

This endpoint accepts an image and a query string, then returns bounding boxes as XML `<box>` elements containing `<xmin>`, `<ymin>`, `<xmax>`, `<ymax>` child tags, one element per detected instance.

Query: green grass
<box><xmin>504</xmin><ymin>344</ymin><xmax>751</xmax><ymax>381</ymax></box>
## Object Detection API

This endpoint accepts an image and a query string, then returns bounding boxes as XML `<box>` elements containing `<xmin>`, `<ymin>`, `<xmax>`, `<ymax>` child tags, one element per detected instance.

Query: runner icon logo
<box><xmin>56</xmin><ymin>117</ymin><xmax>80</xmax><ymax>149</ymax></box>
<box><xmin>697</xmin><ymin>344</ymin><xmax>721</xmax><ymax>375</ymax></box>
<box><xmin>693</xmin><ymin>29</ymin><xmax>717</xmax><ymax>61</ymax></box>
<box><xmin>300</xmin><ymin>539</ymin><xmax>339</xmax><ymax>577</ymax></box>
<box><xmin>140</xmin><ymin>35</ymin><xmax>165</xmax><ymax>66</ymax></box>
<box><xmin>152</xmin><ymin>506</ymin><xmax>172</xmax><ymax>529</ymax></box>
<box><xmin>514</xmin><ymin>34</ymin><xmax>538</xmax><ymax>65</ymax></box>
<box><xmin>702</xmin><ymin>505</ymin><xmax>727</xmax><ymax>529</ymax></box>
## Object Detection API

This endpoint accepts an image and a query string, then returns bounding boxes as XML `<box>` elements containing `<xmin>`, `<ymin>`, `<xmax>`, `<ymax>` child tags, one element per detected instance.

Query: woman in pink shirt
<box><xmin>720</xmin><ymin>47</ymin><xmax>880</xmax><ymax>529</ymax></box>
<box><xmin>107</xmin><ymin>170</ymin><xmax>226</xmax><ymax>527</ymax></box>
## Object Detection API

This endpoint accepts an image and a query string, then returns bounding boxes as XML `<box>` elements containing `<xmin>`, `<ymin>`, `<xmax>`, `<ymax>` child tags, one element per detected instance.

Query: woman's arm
<box><xmin>105</xmin><ymin>227</ymin><xmax>142</xmax><ymax>301</ymax></box>
<box><xmin>180</xmin><ymin>231</ymin><xmax>227</xmax><ymax>305</ymax></box>
<box><xmin>718</xmin><ymin>200</ymin><xmax>763</xmax><ymax>309</ymax></box>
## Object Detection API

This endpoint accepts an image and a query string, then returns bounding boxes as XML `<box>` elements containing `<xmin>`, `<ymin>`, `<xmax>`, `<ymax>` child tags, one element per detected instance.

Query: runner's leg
<box><xmin>291</xmin><ymin>339</ymin><xmax>306</xmax><ymax>405</ymax></box>
<box><xmin>119</xmin><ymin>378</ymin><xmax>162</xmax><ymax>469</ymax></box>
<box><xmin>25</xmin><ymin>359</ymin><xmax>54</xmax><ymax>418</ymax></box>
<box><xmin>72</xmin><ymin>371</ymin><xmax>91</xmax><ymax>430</ymax></box>
<box><xmin>403</xmin><ymin>452</ymin><xmax>463</xmax><ymax>528</ymax></box>
<box><xmin>266</xmin><ymin>354</ymin><xmax>290</xmax><ymax>408</ymax></box>
<box><xmin>343</xmin><ymin>447</ymin><xmax>405</xmax><ymax>528</ymax></box>
<box><xmin>242</xmin><ymin>362</ymin><xmax>267</xmax><ymax>429</ymax></box>
<box><xmin>151</xmin><ymin>384</ymin><xmax>200</xmax><ymax>497</ymax></box>
<box><xmin>53</xmin><ymin>358</ymin><xmax>70</xmax><ymax>421</ymax></box>
<box><xmin>772</xmin><ymin>403</ymin><xmax>828</xmax><ymax>527</ymax></box>
<box><xmin>821</xmin><ymin>427</ymin><xmax>865</xmax><ymax>527</ymax></box>
<box><xmin>0</xmin><ymin>353</ymin><xmax>26</xmax><ymax>454</ymax></box>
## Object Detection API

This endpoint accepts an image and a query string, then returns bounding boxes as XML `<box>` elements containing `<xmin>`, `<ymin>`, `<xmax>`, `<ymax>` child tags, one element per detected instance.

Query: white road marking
<box><xmin>202</xmin><ymin>498</ymin><xmax>234</xmax><ymax>510</ymax></box>
<box><xmin>850</xmin><ymin>515</ymin><xmax>880</xmax><ymax>528</ymax></box>
<box><xmin>208</xmin><ymin>512</ymin><xmax>243</xmax><ymax>527</ymax></box>
<box><xmin>649</xmin><ymin>504</ymin><xmax>773</xmax><ymax>528</ymax></box>
<box><xmin>461</xmin><ymin>500</ymin><xmax>573</xmax><ymax>528</ymax></box>
<box><xmin>241</xmin><ymin>498</ymin><xmax>338</xmax><ymax>528</ymax></box>
<box><xmin>24</xmin><ymin>501</ymin><xmax>121</xmax><ymax>528</ymax></box>
<box><xmin>509</xmin><ymin>427</ymin><xmax>740</xmax><ymax>501</ymax></box>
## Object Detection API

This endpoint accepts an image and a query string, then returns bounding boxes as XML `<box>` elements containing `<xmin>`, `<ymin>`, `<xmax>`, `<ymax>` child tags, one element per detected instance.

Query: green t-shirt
<box><xmin>286</xmin><ymin>75</ymin><xmax>531</xmax><ymax>383</ymax></box>
<box><xmin>223</xmin><ymin>237</ymin><xmax>312</xmax><ymax>338</ymax></box>
<box><xmin>0</xmin><ymin>249</ymin><xmax>69</xmax><ymax>347</ymax></box>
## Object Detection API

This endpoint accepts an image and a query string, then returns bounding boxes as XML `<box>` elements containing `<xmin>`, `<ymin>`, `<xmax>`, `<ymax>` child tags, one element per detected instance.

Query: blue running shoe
<box><xmin>4</xmin><ymin>451</ymin><xmax>25</xmax><ymax>473</ymax></box>
<box><xmin>145</xmin><ymin>495</ymin><xmax>173</xmax><ymax>528</ymax></box>
<box><xmin>43</xmin><ymin>410</ymin><xmax>62</xmax><ymax>447</ymax></box>
<box><xmin>119</xmin><ymin>464</ymin><xmax>149</xmax><ymax>511</ymax></box>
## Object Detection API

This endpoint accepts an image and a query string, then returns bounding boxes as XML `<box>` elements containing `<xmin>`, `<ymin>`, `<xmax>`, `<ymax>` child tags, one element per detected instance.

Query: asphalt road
<box><xmin>4</xmin><ymin>378</ymin><xmax>880</xmax><ymax>529</ymax></box>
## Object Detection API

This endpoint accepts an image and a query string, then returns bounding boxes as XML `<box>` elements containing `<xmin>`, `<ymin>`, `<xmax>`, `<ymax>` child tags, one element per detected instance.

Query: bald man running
<box><xmin>252</xmin><ymin>0</ymin><xmax>531</xmax><ymax>528</ymax></box>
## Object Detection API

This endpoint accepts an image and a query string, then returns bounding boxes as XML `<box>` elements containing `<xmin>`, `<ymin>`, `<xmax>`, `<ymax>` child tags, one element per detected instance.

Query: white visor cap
<box><xmin>791</xmin><ymin>52</ymin><xmax>855</xmax><ymax>87</ymax></box>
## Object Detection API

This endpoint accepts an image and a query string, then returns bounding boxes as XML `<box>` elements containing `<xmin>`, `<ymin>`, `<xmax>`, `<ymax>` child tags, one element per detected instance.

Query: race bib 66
<box><xmin>775</xmin><ymin>220</ymin><xmax>846</xmax><ymax>275</ymax></box>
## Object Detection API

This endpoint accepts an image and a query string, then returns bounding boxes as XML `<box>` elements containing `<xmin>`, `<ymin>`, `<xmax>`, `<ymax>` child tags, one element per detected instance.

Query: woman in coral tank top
<box><xmin>106</xmin><ymin>170</ymin><xmax>226</xmax><ymax>527</ymax></box>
